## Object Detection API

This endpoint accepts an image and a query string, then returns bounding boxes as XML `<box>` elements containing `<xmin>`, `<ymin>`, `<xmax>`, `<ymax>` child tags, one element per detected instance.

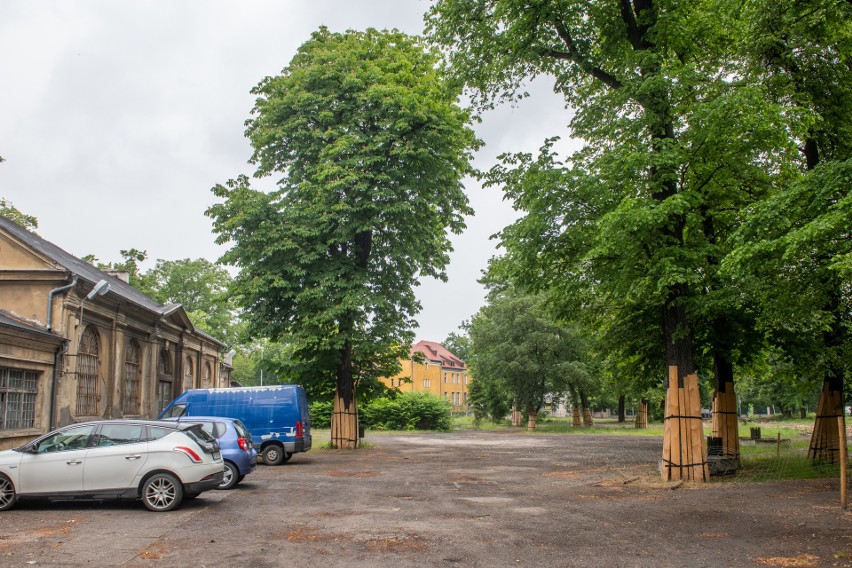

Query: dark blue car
<box><xmin>163</xmin><ymin>416</ymin><xmax>257</xmax><ymax>490</ymax></box>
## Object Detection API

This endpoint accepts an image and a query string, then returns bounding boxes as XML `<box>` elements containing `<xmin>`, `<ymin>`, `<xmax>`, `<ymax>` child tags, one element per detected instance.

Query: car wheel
<box><xmin>0</xmin><ymin>474</ymin><xmax>17</xmax><ymax>511</ymax></box>
<box><xmin>262</xmin><ymin>444</ymin><xmax>285</xmax><ymax>466</ymax></box>
<box><xmin>217</xmin><ymin>462</ymin><xmax>239</xmax><ymax>490</ymax></box>
<box><xmin>141</xmin><ymin>473</ymin><xmax>184</xmax><ymax>512</ymax></box>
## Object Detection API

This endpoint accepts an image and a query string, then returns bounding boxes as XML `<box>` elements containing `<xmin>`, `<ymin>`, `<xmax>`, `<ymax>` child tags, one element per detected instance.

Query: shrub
<box><xmin>361</xmin><ymin>391</ymin><xmax>452</xmax><ymax>431</ymax></box>
<box><xmin>309</xmin><ymin>400</ymin><xmax>334</xmax><ymax>429</ymax></box>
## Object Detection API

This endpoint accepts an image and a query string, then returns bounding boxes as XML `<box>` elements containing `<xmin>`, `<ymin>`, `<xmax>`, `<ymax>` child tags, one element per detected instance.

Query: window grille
<box><xmin>123</xmin><ymin>339</ymin><xmax>141</xmax><ymax>414</ymax></box>
<box><xmin>184</xmin><ymin>357</ymin><xmax>194</xmax><ymax>391</ymax></box>
<box><xmin>157</xmin><ymin>349</ymin><xmax>173</xmax><ymax>414</ymax></box>
<box><xmin>0</xmin><ymin>368</ymin><xmax>39</xmax><ymax>430</ymax></box>
<box><xmin>76</xmin><ymin>326</ymin><xmax>99</xmax><ymax>416</ymax></box>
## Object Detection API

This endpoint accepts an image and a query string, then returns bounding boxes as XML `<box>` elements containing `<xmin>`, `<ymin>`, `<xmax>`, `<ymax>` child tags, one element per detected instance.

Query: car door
<box><xmin>83</xmin><ymin>423</ymin><xmax>149</xmax><ymax>491</ymax></box>
<box><xmin>17</xmin><ymin>424</ymin><xmax>96</xmax><ymax>494</ymax></box>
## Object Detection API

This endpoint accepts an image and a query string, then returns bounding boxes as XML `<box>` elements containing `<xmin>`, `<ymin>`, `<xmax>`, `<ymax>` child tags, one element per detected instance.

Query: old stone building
<box><xmin>0</xmin><ymin>215</ymin><xmax>226</xmax><ymax>449</ymax></box>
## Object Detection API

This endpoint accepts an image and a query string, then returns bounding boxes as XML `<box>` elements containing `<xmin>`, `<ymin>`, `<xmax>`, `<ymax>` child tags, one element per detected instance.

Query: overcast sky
<box><xmin>0</xmin><ymin>1</ymin><xmax>577</xmax><ymax>343</ymax></box>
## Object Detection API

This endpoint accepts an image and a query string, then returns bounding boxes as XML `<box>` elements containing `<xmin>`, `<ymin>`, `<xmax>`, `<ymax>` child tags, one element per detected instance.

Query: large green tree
<box><xmin>208</xmin><ymin>27</ymin><xmax>479</xmax><ymax>448</ymax></box>
<box><xmin>724</xmin><ymin>0</ymin><xmax>852</xmax><ymax>460</ymax></box>
<box><xmin>428</xmin><ymin>0</ymin><xmax>793</xmax><ymax>471</ymax></box>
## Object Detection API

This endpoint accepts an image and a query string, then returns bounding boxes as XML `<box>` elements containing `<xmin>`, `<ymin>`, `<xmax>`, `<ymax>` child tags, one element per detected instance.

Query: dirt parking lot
<box><xmin>0</xmin><ymin>430</ymin><xmax>850</xmax><ymax>567</ymax></box>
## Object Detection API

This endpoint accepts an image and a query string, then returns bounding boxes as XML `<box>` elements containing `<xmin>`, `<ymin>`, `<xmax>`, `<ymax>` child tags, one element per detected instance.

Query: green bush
<box><xmin>361</xmin><ymin>391</ymin><xmax>452</xmax><ymax>431</ymax></box>
<box><xmin>309</xmin><ymin>400</ymin><xmax>334</xmax><ymax>429</ymax></box>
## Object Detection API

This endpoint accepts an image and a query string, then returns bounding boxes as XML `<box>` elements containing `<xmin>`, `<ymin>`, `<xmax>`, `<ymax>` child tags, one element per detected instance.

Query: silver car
<box><xmin>0</xmin><ymin>420</ymin><xmax>224</xmax><ymax>512</ymax></box>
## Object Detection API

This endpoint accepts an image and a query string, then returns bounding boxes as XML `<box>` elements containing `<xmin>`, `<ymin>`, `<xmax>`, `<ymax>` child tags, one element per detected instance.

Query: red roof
<box><xmin>410</xmin><ymin>340</ymin><xmax>466</xmax><ymax>369</ymax></box>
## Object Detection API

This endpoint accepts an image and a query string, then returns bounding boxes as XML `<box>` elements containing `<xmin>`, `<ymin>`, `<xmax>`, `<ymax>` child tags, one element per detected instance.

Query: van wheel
<box><xmin>218</xmin><ymin>462</ymin><xmax>239</xmax><ymax>490</ymax></box>
<box><xmin>263</xmin><ymin>445</ymin><xmax>286</xmax><ymax>466</ymax></box>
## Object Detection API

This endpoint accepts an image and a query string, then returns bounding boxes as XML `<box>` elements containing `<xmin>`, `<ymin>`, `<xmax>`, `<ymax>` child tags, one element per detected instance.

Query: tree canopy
<box><xmin>207</xmin><ymin>27</ymin><xmax>480</xmax><ymax>447</ymax></box>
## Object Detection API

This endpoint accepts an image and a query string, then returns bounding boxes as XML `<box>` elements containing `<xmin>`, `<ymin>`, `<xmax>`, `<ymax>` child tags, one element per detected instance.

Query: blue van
<box><xmin>158</xmin><ymin>385</ymin><xmax>311</xmax><ymax>465</ymax></box>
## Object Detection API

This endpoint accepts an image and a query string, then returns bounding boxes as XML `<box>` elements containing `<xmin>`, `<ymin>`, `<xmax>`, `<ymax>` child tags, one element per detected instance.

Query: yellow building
<box><xmin>382</xmin><ymin>340</ymin><xmax>469</xmax><ymax>412</ymax></box>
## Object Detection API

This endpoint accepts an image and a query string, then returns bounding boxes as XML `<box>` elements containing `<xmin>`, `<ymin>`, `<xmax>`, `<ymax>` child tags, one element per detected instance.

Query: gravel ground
<box><xmin>0</xmin><ymin>430</ymin><xmax>850</xmax><ymax>567</ymax></box>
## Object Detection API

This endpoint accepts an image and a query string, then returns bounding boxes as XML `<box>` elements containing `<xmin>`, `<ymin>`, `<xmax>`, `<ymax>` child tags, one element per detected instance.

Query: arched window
<box><xmin>184</xmin><ymin>357</ymin><xmax>194</xmax><ymax>391</ymax></box>
<box><xmin>76</xmin><ymin>326</ymin><xmax>99</xmax><ymax>416</ymax></box>
<box><xmin>203</xmin><ymin>362</ymin><xmax>212</xmax><ymax>389</ymax></box>
<box><xmin>123</xmin><ymin>339</ymin><xmax>141</xmax><ymax>414</ymax></box>
<box><xmin>157</xmin><ymin>349</ymin><xmax>173</xmax><ymax>414</ymax></box>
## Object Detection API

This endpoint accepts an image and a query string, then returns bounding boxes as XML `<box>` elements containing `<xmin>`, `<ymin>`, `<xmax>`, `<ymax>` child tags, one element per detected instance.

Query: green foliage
<box><xmin>468</xmin><ymin>290</ymin><xmax>593</xmax><ymax>418</ymax></box>
<box><xmin>0</xmin><ymin>198</ymin><xmax>38</xmax><ymax>231</ymax></box>
<box><xmin>360</xmin><ymin>391</ymin><xmax>452</xmax><ymax>431</ymax></box>
<box><xmin>309</xmin><ymin>400</ymin><xmax>334</xmax><ymax>429</ymax></box>
<box><xmin>207</xmin><ymin>27</ymin><xmax>480</xmax><ymax>412</ymax></box>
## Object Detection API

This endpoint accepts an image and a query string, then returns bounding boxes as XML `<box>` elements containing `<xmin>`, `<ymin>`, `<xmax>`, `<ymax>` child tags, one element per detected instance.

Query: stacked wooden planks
<box><xmin>662</xmin><ymin>366</ymin><xmax>709</xmax><ymax>481</ymax></box>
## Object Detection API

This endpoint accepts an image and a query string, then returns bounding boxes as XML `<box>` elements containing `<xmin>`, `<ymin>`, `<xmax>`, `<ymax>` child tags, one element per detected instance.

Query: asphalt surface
<box><xmin>0</xmin><ymin>430</ymin><xmax>849</xmax><ymax>567</ymax></box>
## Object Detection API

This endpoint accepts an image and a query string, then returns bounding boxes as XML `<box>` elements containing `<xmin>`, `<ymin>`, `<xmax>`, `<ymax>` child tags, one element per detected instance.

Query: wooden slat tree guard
<box><xmin>331</xmin><ymin>395</ymin><xmax>359</xmax><ymax>449</ymax></box>
<box><xmin>635</xmin><ymin>400</ymin><xmax>648</xmax><ymax>429</ymax></box>
<box><xmin>711</xmin><ymin>381</ymin><xmax>740</xmax><ymax>459</ymax></box>
<box><xmin>662</xmin><ymin>367</ymin><xmax>709</xmax><ymax>482</ymax></box>
<box><xmin>572</xmin><ymin>405</ymin><xmax>581</xmax><ymax>428</ymax></box>
<box><xmin>583</xmin><ymin>406</ymin><xmax>594</xmax><ymax>427</ymax></box>
<box><xmin>808</xmin><ymin>382</ymin><xmax>842</xmax><ymax>463</ymax></box>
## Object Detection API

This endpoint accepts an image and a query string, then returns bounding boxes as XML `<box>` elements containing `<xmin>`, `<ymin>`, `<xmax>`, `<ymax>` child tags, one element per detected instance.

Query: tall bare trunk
<box><xmin>580</xmin><ymin>391</ymin><xmax>593</xmax><ymax>427</ymax></box>
<box><xmin>618</xmin><ymin>395</ymin><xmax>626</xmax><ymax>423</ymax></box>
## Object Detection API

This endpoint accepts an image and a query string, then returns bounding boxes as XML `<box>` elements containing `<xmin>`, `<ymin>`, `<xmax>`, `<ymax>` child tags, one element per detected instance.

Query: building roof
<box><xmin>0</xmin><ymin>308</ymin><xmax>64</xmax><ymax>343</ymax></box>
<box><xmin>0</xmin><ymin>215</ymin><xmax>225</xmax><ymax>348</ymax></box>
<box><xmin>411</xmin><ymin>340</ymin><xmax>466</xmax><ymax>369</ymax></box>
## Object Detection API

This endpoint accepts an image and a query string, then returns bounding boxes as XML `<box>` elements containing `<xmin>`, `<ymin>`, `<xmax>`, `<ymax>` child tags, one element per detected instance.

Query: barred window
<box><xmin>123</xmin><ymin>339</ymin><xmax>141</xmax><ymax>414</ymax></box>
<box><xmin>157</xmin><ymin>349</ymin><xmax>173</xmax><ymax>415</ymax></box>
<box><xmin>0</xmin><ymin>368</ymin><xmax>40</xmax><ymax>430</ymax></box>
<box><xmin>183</xmin><ymin>357</ymin><xmax>194</xmax><ymax>391</ymax></box>
<box><xmin>76</xmin><ymin>326</ymin><xmax>100</xmax><ymax>416</ymax></box>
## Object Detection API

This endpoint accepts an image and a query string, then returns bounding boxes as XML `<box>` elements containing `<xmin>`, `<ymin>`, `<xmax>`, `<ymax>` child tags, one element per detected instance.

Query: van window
<box><xmin>161</xmin><ymin>404</ymin><xmax>186</xmax><ymax>418</ymax></box>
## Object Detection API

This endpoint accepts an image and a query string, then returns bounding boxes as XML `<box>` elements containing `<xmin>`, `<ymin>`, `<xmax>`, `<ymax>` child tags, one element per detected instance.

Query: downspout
<box><xmin>47</xmin><ymin>275</ymin><xmax>78</xmax><ymax>331</ymax></box>
<box><xmin>50</xmin><ymin>340</ymin><xmax>69</xmax><ymax>430</ymax></box>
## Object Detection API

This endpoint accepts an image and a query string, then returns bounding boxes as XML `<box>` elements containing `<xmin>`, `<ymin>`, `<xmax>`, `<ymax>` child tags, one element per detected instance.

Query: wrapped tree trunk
<box><xmin>809</xmin><ymin>377</ymin><xmax>843</xmax><ymax>463</ymax></box>
<box><xmin>662</xmin><ymin>366</ymin><xmax>709</xmax><ymax>481</ymax></box>
<box><xmin>580</xmin><ymin>391</ymin><xmax>593</xmax><ymax>427</ymax></box>
<box><xmin>511</xmin><ymin>403</ymin><xmax>522</xmax><ymax>427</ymax></box>
<box><xmin>711</xmin><ymin>354</ymin><xmax>740</xmax><ymax>460</ymax></box>
<box><xmin>635</xmin><ymin>399</ymin><xmax>648</xmax><ymax>429</ymax></box>
<box><xmin>572</xmin><ymin>405</ymin><xmax>581</xmax><ymax>428</ymax></box>
<box><xmin>331</xmin><ymin>340</ymin><xmax>358</xmax><ymax>449</ymax></box>
<box><xmin>527</xmin><ymin>407</ymin><xmax>538</xmax><ymax>431</ymax></box>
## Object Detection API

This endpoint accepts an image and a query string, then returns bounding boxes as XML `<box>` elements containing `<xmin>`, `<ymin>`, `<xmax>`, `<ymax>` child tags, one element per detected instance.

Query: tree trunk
<box><xmin>711</xmin><ymin>353</ymin><xmax>740</xmax><ymax>460</ymax></box>
<box><xmin>511</xmin><ymin>402</ymin><xmax>522</xmax><ymax>427</ymax></box>
<box><xmin>635</xmin><ymin>399</ymin><xmax>648</xmax><ymax>429</ymax></box>
<box><xmin>808</xmin><ymin>282</ymin><xmax>846</xmax><ymax>462</ymax></box>
<box><xmin>662</xmin><ymin>367</ymin><xmax>709</xmax><ymax>481</ymax></box>
<box><xmin>331</xmin><ymin>338</ymin><xmax>358</xmax><ymax>449</ymax></box>
<box><xmin>618</xmin><ymin>395</ymin><xmax>626</xmax><ymax>423</ymax></box>
<box><xmin>580</xmin><ymin>391</ymin><xmax>593</xmax><ymax>427</ymax></box>
<box><xmin>527</xmin><ymin>407</ymin><xmax>537</xmax><ymax>431</ymax></box>
<box><xmin>572</xmin><ymin>404</ymin><xmax>581</xmax><ymax>428</ymax></box>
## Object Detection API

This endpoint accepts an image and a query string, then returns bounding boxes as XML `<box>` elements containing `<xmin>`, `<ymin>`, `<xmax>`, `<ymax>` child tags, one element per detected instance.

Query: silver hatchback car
<box><xmin>0</xmin><ymin>419</ymin><xmax>224</xmax><ymax>512</ymax></box>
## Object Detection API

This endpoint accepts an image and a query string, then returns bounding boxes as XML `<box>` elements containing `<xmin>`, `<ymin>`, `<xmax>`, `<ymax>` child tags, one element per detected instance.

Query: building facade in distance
<box><xmin>382</xmin><ymin>340</ymin><xmax>469</xmax><ymax>412</ymax></box>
